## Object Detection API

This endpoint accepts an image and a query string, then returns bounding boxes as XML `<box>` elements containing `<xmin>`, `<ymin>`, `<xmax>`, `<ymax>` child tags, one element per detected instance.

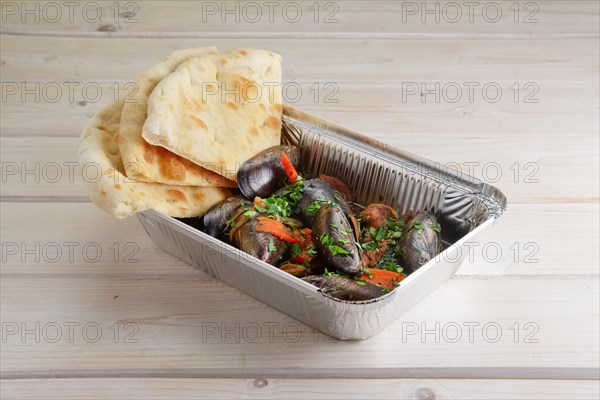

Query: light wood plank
<box><xmin>2</xmin><ymin>81</ymin><xmax>599</xmax><ymax>137</ymax></box>
<box><xmin>0</xmin><ymin>272</ymin><xmax>598</xmax><ymax>374</ymax></box>
<box><xmin>1</xmin><ymin>35</ymin><xmax>598</xmax><ymax>84</ymax></box>
<box><xmin>1</xmin><ymin>1</ymin><xmax>597</xmax><ymax>38</ymax></box>
<box><xmin>1</xmin><ymin>378</ymin><xmax>599</xmax><ymax>400</ymax></box>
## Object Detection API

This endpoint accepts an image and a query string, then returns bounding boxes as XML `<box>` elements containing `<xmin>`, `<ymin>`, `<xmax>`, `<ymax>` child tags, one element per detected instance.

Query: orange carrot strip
<box><xmin>255</xmin><ymin>216</ymin><xmax>302</xmax><ymax>244</ymax></box>
<box><xmin>280</xmin><ymin>151</ymin><xmax>299</xmax><ymax>184</ymax></box>
<box><xmin>359</xmin><ymin>268</ymin><xmax>405</xmax><ymax>290</ymax></box>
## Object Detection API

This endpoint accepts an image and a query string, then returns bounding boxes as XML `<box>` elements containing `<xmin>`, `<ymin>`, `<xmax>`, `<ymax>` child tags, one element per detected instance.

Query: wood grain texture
<box><xmin>2</xmin><ymin>35</ymin><xmax>598</xmax><ymax>83</ymax></box>
<box><xmin>1</xmin><ymin>0</ymin><xmax>598</xmax><ymax>38</ymax></box>
<box><xmin>0</xmin><ymin>0</ymin><xmax>598</xmax><ymax>394</ymax></box>
<box><xmin>1</xmin><ymin>268</ymin><xmax>598</xmax><ymax>374</ymax></box>
<box><xmin>1</xmin><ymin>378</ymin><xmax>599</xmax><ymax>400</ymax></box>
<box><xmin>3</xmin><ymin>82</ymin><xmax>599</xmax><ymax>137</ymax></box>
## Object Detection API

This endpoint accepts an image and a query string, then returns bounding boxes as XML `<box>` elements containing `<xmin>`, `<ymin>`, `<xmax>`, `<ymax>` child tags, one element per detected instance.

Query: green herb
<box><xmin>254</xmin><ymin>204</ymin><xmax>267</xmax><ymax>213</ymax></box>
<box><xmin>353</xmin><ymin>280</ymin><xmax>366</xmax><ymax>286</ymax></box>
<box><xmin>290</xmin><ymin>243</ymin><xmax>302</xmax><ymax>259</ymax></box>
<box><xmin>387</xmin><ymin>218</ymin><xmax>404</xmax><ymax>239</ymax></box>
<box><xmin>305</xmin><ymin>245</ymin><xmax>317</xmax><ymax>257</ymax></box>
<box><xmin>412</xmin><ymin>220</ymin><xmax>425</xmax><ymax>235</ymax></box>
<box><xmin>428</xmin><ymin>222</ymin><xmax>441</xmax><ymax>233</ymax></box>
<box><xmin>329</xmin><ymin>245</ymin><xmax>350</xmax><ymax>256</ymax></box>
<box><xmin>262</xmin><ymin>196</ymin><xmax>291</xmax><ymax>217</ymax></box>
<box><xmin>268</xmin><ymin>240</ymin><xmax>276</xmax><ymax>252</ymax></box>
<box><xmin>363</xmin><ymin>267</ymin><xmax>374</xmax><ymax>279</ymax></box>
<box><xmin>320</xmin><ymin>233</ymin><xmax>334</xmax><ymax>247</ymax></box>
<box><xmin>324</xmin><ymin>267</ymin><xmax>343</xmax><ymax>277</ymax></box>
<box><xmin>305</xmin><ymin>200</ymin><xmax>323</xmax><ymax>217</ymax></box>
<box><xmin>362</xmin><ymin>241</ymin><xmax>379</xmax><ymax>251</ymax></box>
<box><xmin>243</xmin><ymin>210</ymin><xmax>257</xmax><ymax>218</ymax></box>
<box><xmin>380</xmin><ymin>262</ymin><xmax>403</xmax><ymax>274</ymax></box>
<box><xmin>320</xmin><ymin>234</ymin><xmax>350</xmax><ymax>256</ymax></box>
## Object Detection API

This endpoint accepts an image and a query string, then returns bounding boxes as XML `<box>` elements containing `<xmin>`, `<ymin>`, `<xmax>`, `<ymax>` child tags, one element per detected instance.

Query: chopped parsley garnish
<box><xmin>319</xmin><ymin>234</ymin><xmax>350</xmax><ymax>256</ymax></box>
<box><xmin>254</xmin><ymin>204</ymin><xmax>267</xmax><ymax>213</ymax></box>
<box><xmin>329</xmin><ymin>245</ymin><xmax>350</xmax><ymax>256</ymax></box>
<box><xmin>243</xmin><ymin>210</ymin><xmax>257</xmax><ymax>218</ymax></box>
<box><xmin>412</xmin><ymin>220</ymin><xmax>425</xmax><ymax>235</ymax></box>
<box><xmin>305</xmin><ymin>245</ymin><xmax>317</xmax><ymax>257</ymax></box>
<box><xmin>324</xmin><ymin>267</ymin><xmax>343</xmax><ymax>277</ymax></box>
<box><xmin>305</xmin><ymin>200</ymin><xmax>323</xmax><ymax>217</ymax></box>
<box><xmin>290</xmin><ymin>243</ymin><xmax>302</xmax><ymax>258</ymax></box>
<box><xmin>262</xmin><ymin>196</ymin><xmax>291</xmax><ymax>217</ymax></box>
<box><xmin>268</xmin><ymin>240</ymin><xmax>276</xmax><ymax>252</ymax></box>
<box><xmin>361</xmin><ymin>240</ymin><xmax>379</xmax><ymax>251</ymax></box>
<box><xmin>320</xmin><ymin>233</ymin><xmax>334</xmax><ymax>247</ymax></box>
<box><xmin>428</xmin><ymin>221</ymin><xmax>441</xmax><ymax>233</ymax></box>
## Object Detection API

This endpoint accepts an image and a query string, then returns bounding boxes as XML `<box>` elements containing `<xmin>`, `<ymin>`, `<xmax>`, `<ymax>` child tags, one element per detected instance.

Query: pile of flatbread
<box><xmin>79</xmin><ymin>48</ymin><xmax>283</xmax><ymax>219</ymax></box>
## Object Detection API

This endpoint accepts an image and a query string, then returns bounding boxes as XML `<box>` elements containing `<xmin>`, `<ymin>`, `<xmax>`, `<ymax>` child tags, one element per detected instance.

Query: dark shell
<box><xmin>230</xmin><ymin>214</ymin><xmax>287</xmax><ymax>266</ymax></box>
<box><xmin>312</xmin><ymin>203</ymin><xmax>362</xmax><ymax>277</ymax></box>
<box><xmin>203</xmin><ymin>195</ymin><xmax>245</xmax><ymax>237</ymax></box>
<box><xmin>299</xmin><ymin>179</ymin><xmax>355</xmax><ymax>226</ymax></box>
<box><xmin>302</xmin><ymin>275</ymin><xmax>386</xmax><ymax>301</ymax></box>
<box><xmin>298</xmin><ymin>179</ymin><xmax>336</xmax><ymax>225</ymax></box>
<box><xmin>237</xmin><ymin>145</ymin><xmax>300</xmax><ymax>199</ymax></box>
<box><xmin>400</xmin><ymin>211</ymin><xmax>442</xmax><ymax>273</ymax></box>
<box><xmin>317</xmin><ymin>174</ymin><xmax>351</xmax><ymax>201</ymax></box>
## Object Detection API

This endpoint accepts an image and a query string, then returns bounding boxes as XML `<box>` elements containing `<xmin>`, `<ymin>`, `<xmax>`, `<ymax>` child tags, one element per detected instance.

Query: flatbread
<box><xmin>118</xmin><ymin>47</ymin><xmax>236</xmax><ymax>187</ymax></box>
<box><xmin>141</xmin><ymin>48</ymin><xmax>283</xmax><ymax>181</ymax></box>
<box><xmin>79</xmin><ymin>100</ymin><xmax>232</xmax><ymax>219</ymax></box>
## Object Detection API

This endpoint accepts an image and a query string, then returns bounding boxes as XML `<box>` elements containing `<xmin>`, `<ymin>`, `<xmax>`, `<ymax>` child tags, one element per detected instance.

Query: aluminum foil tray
<box><xmin>137</xmin><ymin>106</ymin><xmax>507</xmax><ymax>340</ymax></box>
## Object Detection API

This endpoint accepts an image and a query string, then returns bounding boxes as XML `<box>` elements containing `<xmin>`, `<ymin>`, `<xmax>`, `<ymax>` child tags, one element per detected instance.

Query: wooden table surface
<box><xmin>1</xmin><ymin>1</ymin><xmax>599</xmax><ymax>398</ymax></box>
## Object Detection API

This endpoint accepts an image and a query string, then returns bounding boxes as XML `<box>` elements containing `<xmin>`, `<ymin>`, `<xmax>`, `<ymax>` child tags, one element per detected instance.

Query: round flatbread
<box><xmin>118</xmin><ymin>47</ymin><xmax>236</xmax><ymax>187</ymax></box>
<box><xmin>141</xmin><ymin>48</ymin><xmax>283</xmax><ymax>181</ymax></box>
<box><xmin>79</xmin><ymin>100</ymin><xmax>232</xmax><ymax>219</ymax></box>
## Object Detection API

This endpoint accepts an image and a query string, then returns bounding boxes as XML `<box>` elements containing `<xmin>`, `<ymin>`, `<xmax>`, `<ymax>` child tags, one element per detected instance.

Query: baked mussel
<box><xmin>203</xmin><ymin>194</ymin><xmax>245</xmax><ymax>238</ymax></box>
<box><xmin>302</xmin><ymin>275</ymin><xmax>386</xmax><ymax>301</ymax></box>
<box><xmin>237</xmin><ymin>145</ymin><xmax>301</xmax><ymax>199</ymax></box>
<box><xmin>227</xmin><ymin>206</ymin><xmax>287</xmax><ymax>265</ymax></box>
<box><xmin>312</xmin><ymin>203</ymin><xmax>362</xmax><ymax>277</ymax></box>
<box><xmin>400</xmin><ymin>211</ymin><xmax>442</xmax><ymax>273</ymax></box>
<box><xmin>299</xmin><ymin>178</ymin><xmax>355</xmax><ymax>227</ymax></box>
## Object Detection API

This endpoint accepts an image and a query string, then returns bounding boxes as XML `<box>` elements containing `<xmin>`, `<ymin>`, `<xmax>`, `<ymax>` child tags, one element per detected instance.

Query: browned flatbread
<box><xmin>79</xmin><ymin>100</ymin><xmax>232</xmax><ymax>219</ymax></box>
<box><xmin>141</xmin><ymin>48</ymin><xmax>283</xmax><ymax>181</ymax></box>
<box><xmin>118</xmin><ymin>47</ymin><xmax>236</xmax><ymax>187</ymax></box>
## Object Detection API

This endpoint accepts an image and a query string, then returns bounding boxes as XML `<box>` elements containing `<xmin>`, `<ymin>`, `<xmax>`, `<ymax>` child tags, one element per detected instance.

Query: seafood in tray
<box><xmin>79</xmin><ymin>47</ymin><xmax>507</xmax><ymax>338</ymax></box>
<box><xmin>197</xmin><ymin>144</ymin><xmax>445</xmax><ymax>301</ymax></box>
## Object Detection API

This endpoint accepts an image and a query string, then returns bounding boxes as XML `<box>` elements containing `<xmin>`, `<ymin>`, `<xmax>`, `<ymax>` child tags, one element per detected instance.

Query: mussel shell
<box><xmin>302</xmin><ymin>275</ymin><xmax>386</xmax><ymax>301</ymax></box>
<box><xmin>299</xmin><ymin>179</ymin><xmax>354</xmax><ymax>226</ymax></box>
<box><xmin>203</xmin><ymin>195</ymin><xmax>245</xmax><ymax>238</ymax></box>
<box><xmin>400</xmin><ymin>211</ymin><xmax>442</xmax><ymax>273</ymax></box>
<box><xmin>237</xmin><ymin>145</ymin><xmax>300</xmax><ymax>199</ymax></box>
<box><xmin>230</xmin><ymin>214</ymin><xmax>286</xmax><ymax>265</ymax></box>
<box><xmin>298</xmin><ymin>179</ymin><xmax>335</xmax><ymax>223</ymax></box>
<box><xmin>312</xmin><ymin>203</ymin><xmax>362</xmax><ymax>277</ymax></box>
